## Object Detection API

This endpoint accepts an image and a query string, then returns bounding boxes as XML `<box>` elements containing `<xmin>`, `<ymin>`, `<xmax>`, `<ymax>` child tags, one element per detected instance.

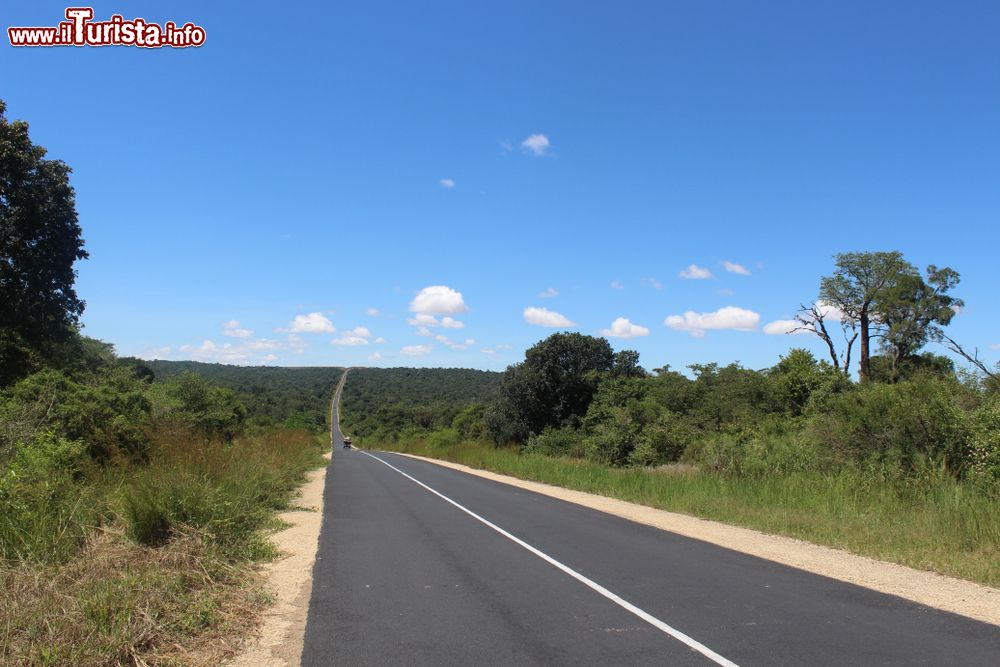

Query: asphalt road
<box><xmin>301</xmin><ymin>388</ymin><xmax>1000</xmax><ymax>666</ymax></box>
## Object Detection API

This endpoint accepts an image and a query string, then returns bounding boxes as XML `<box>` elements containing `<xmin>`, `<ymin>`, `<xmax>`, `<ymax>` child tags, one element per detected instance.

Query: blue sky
<box><xmin>3</xmin><ymin>1</ymin><xmax>998</xmax><ymax>372</ymax></box>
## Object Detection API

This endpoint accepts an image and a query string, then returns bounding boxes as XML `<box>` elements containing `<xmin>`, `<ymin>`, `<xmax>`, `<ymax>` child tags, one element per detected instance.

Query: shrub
<box><xmin>426</xmin><ymin>428</ymin><xmax>462</xmax><ymax>449</ymax></box>
<box><xmin>807</xmin><ymin>378</ymin><xmax>970</xmax><ymax>473</ymax></box>
<box><xmin>966</xmin><ymin>398</ymin><xmax>1000</xmax><ymax>491</ymax></box>
<box><xmin>523</xmin><ymin>426</ymin><xmax>584</xmax><ymax>458</ymax></box>
<box><xmin>0</xmin><ymin>432</ymin><xmax>98</xmax><ymax>562</ymax></box>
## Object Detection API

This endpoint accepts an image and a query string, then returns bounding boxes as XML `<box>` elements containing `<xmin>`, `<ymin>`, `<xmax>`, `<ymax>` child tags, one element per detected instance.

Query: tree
<box><xmin>0</xmin><ymin>100</ymin><xmax>88</xmax><ymax>385</ymax></box>
<box><xmin>485</xmin><ymin>333</ymin><xmax>618</xmax><ymax>443</ymax></box>
<box><xmin>819</xmin><ymin>251</ymin><xmax>916</xmax><ymax>382</ymax></box>
<box><xmin>792</xmin><ymin>302</ymin><xmax>857</xmax><ymax>375</ymax></box>
<box><xmin>876</xmin><ymin>265</ymin><xmax>961</xmax><ymax>382</ymax></box>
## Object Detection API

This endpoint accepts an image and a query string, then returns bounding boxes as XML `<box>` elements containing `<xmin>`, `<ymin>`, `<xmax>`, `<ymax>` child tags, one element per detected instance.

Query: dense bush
<box><xmin>966</xmin><ymin>398</ymin><xmax>1000</xmax><ymax>490</ymax></box>
<box><xmin>806</xmin><ymin>378</ymin><xmax>971</xmax><ymax>472</ymax></box>
<box><xmin>0</xmin><ymin>432</ymin><xmax>97</xmax><ymax>562</ymax></box>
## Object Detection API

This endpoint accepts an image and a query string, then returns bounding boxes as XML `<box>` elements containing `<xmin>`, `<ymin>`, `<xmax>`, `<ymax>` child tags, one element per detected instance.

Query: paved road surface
<box><xmin>302</xmin><ymin>383</ymin><xmax>1000</xmax><ymax>665</ymax></box>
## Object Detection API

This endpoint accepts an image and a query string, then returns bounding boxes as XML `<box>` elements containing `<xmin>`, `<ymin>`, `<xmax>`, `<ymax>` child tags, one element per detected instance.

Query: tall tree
<box><xmin>0</xmin><ymin>100</ymin><xmax>87</xmax><ymax>385</ymax></box>
<box><xmin>484</xmin><ymin>333</ymin><xmax>619</xmax><ymax>443</ymax></box>
<box><xmin>819</xmin><ymin>251</ymin><xmax>916</xmax><ymax>382</ymax></box>
<box><xmin>876</xmin><ymin>265</ymin><xmax>962</xmax><ymax>382</ymax></box>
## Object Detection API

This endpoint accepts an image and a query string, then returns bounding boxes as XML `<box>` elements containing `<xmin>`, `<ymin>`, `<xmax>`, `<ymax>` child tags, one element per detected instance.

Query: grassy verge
<box><xmin>1</xmin><ymin>428</ymin><xmax>327</xmax><ymax>666</ymax></box>
<box><xmin>373</xmin><ymin>438</ymin><xmax>1000</xmax><ymax>588</ymax></box>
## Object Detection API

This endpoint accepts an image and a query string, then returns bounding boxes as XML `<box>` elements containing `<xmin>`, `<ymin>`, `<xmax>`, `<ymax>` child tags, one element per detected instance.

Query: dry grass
<box><xmin>0</xmin><ymin>428</ymin><xmax>327</xmax><ymax>666</ymax></box>
<box><xmin>0</xmin><ymin>527</ymin><xmax>266</xmax><ymax>667</ymax></box>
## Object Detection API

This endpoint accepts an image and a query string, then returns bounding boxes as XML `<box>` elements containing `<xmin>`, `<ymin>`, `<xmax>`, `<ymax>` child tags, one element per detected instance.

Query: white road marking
<box><xmin>361</xmin><ymin>450</ymin><xmax>740</xmax><ymax>667</ymax></box>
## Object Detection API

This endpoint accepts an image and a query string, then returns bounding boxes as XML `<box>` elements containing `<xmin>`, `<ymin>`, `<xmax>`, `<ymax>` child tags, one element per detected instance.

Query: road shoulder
<box><xmin>393</xmin><ymin>451</ymin><xmax>1000</xmax><ymax>627</ymax></box>
<box><xmin>226</xmin><ymin>452</ymin><xmax>331</xmax><ymax>666</ymax></box>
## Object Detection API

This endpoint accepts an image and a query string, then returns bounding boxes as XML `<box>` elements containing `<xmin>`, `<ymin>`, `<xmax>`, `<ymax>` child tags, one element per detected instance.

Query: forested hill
<box><xmin>340</xmin><ymin>367</ymin><xmax>502</xmax><ymax>440</ymax></box>
<box><xmin>144</xmin><ymin>360</ymin><xmax>344</xmax><ymax>430</ymax></box>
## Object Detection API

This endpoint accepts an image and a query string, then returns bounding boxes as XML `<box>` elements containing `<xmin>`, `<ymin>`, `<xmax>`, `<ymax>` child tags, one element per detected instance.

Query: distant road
<box><xmin>301</xmin><ymin>388</ymin><xmax>1000</xmax><ymax>665</ymax></box>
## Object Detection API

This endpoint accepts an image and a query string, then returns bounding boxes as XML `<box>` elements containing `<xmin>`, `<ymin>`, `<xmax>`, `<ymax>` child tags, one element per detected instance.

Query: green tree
<box><xmin>0</xmin><ymin>100</ymin><xmax>88</xmax><ymax>386</ymax></box>
<box><xmin>485</xmin><ymin>333</ymin><xmax>619</xmax><ymax>443</ymax></box>
<box><xmin>876</xmin><ymin>266</ymin><xmax>961</xmax><ymax>382</ymax></box>
<box><xmin>819</xmin><ymin>251</ymin><xmax>916</xmax><ymax>382</ymax></box>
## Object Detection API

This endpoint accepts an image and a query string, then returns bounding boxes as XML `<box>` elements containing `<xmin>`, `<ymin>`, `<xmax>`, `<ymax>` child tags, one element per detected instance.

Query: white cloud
<box><xmin>331</xmin><ymin>327</ymin><xmax>372</xmax><ymax>346</ymax></box>
<box><xmin>521</xmin><ymin>133</ymin><xmax>551</xmax><ymax>156</ymax></box>
<box><xmin>408</xmin><ymin>312</ymin><xmax>464</xmax><ymax>329</ymax></box>
<box><xmin>407</xmin><ymin>313</ymin><xmax>439</xmax><ymax>326</ymax></box>
<box><xmin>263</xmin><ymin>354</ymin><xmax>278</xmax><ymax>361</ymax></box>
<box><xmin>285</xmin><ymin>312</ymin><xmax>336</xmax><ymax>334</ymax></box>
<box><xmin>641</xmin><ymin>277</ymin><xmax>663</xmax><ymax>290</ymax></box>
<box><xmin>723</xmin><ymin>260</ymin><xmax>751</xmax><ymax>276</ymax></box>
<box><xmin>374</xmin><ymin>337</ymin><xmax>385</xmax><ymax>344</ymax></box>
<box><xmin>410</xmin><ymin>285</ymin><xmax>469</xmax><ymax>315</ymax></box>
<box><xmin>224</xmin><ymin>328</ymin><xmax>253</xmax><ymax>338</ymax></box>
<box><xmin>990</xmin><ymin>343</ymin><xmax>1000</xmax><ymax>350</ymax></box>
<box><xmin>401</xmin><ymin>344</ymin><xmax>432</xmax><ymax>356</ymax></box>
<box><xmin>246</xmin><ymin>339</ymin><xmax>281</xmax><ymax>351</ymax></box>
<box><xmin>524</xmin><ymin>306</ymin><xmax>575</xmax><ymax>328</ymax></box>
<box><xmin>434</xmin><ymin>334</ymin><xmax>469</xmax><ymax>350</ymax></box>
<box><xmin>600</xmin><ymin>317</ymin><xmax>650</xmax><ymax>339</ymax></box>
<box><xmin>763</xmin><ymin>319</ymin><xmax>810</xmax><ymax>335</ymax></box>
<box><xmin>665</xmin><ymin>306</ymin><xmax>760</xmax><ymax>338</ymax></box>
<box><xmin>188</xmin><ymin>339</ymin><xmax>251</xmax><ymax>364</ymax></box>
<box><xmin>222</xmin><ymin>320</ymin><xmax>253</xmax><ymax>338</ymax></box>
<box><xmin>815</xmin><ymin>300</ymin><xmax>846</xmax><ymax>322</ymax></box>
<box><xmin>286</xmin><ymin>333</ymin><xmax>306</xmax><ymax>355</ymax></box>
<box><xmin>332</xmin><ymin>336</ymin><xmax>368</xmax><ymax>346</ymax></box>
<box><xmin>366</xmin><ymin>308</ymin><xmax>380</xmax><ymax>317</ymax></box>
<box><xmin>718</xmin><ymin>288</ymin><xmax>735</xmax><ymax>297</ymax></box>
<box><xmin>415</xmin><ymin>326</ymin><xmax>433</xmax><ymax>337</ymax></box>
<box><xmin>481</xmin><ymin>348</ymin><xmax>496</xmax><ymax>355</ymax></box>
<box><xmin>368</xmin><ymin>352</ymin><xmax>383</xmax><ymax>361</ymax></box>
<box><xmin>439</xmin><ymin>178</ymin><xmax>455</xmax><ymax>189</ymax></box>
<box><xmin>610</xmin><ymin>280</ymin><xmax>624</xmax><ymax>290</ymax></box>
<box><xmin>679</xmin><ymin>264</ymin><xmax>713</xmax><ymax>280</ymax></box>
<box><xmin>496</xmin><ymin>343</ymin><xmax>512</xmax><ymax>350</ymax></box>
<box><xmin>538</xmin><ymin>287</ymin><xmax>559</xmax><ymax>299</ymax></box>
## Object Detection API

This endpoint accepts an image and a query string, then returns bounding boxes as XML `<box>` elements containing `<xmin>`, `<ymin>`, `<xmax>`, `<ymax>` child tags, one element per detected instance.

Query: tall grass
<box><xmin>1</xmin><ymin>428</ymin><xmax>327</xmax><ymax>666</ymax></box>
<box><xmin>376</xmin><ymin>438</ymin><xmax>1000</xmax><ymax>587</ymax></box>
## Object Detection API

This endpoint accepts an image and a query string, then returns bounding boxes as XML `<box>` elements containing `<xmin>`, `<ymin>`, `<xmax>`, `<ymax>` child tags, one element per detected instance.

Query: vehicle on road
<box><xmin>343</xmin><ymin>436</ymin><xmax>352</xmax><ymax>449</ymax></box>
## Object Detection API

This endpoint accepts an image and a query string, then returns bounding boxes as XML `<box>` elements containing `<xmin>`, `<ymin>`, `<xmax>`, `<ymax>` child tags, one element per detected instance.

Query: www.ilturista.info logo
<box><xmin>8</xmin><ymin>7</ymin><xmax>206</xmax><ymax>48</ymax></box>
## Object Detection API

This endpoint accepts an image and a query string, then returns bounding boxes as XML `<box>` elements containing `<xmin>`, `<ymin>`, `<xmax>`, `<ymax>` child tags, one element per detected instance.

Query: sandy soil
<box><xmin>226</xmin><ymin>452</ymin><xmax>330</xmax><ymax>666</ymax></box>
<box><xmin>397</xmin><ymin>453</ymin><xmax>1000</xmax><ymax>627</ymax></box>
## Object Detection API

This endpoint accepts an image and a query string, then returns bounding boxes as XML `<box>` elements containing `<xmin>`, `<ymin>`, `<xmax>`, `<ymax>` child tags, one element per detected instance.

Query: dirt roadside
<box><xmin>396</xmin><ymin>452</ymin><xmax>1000</xmax><ymax>628</ymax></box>
<box><xmin>226</xmin><ymin>452</ymin><xmax>330</xmax><ymax>666</ymax></box>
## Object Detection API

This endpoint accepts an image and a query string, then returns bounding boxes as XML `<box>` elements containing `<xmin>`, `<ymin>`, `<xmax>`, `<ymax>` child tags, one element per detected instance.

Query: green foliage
<box><xmin>0</xmin><ymin>432</ymin><xmax>96</xmax><ymax>562</ymax></box>
<box><xmin>523</xmin><ymin>426</ymin><xmax>585</xmax><ymax>458</ymax></box>
<box><xmin>0</xmin><ymin>100</ymin><xmax>88</xmax><ymax>387</ymax></box>
<box><xmin>486</xmin><ymin>333</ymin><xmax>625</xmax><ymax>443</ymax></box>
<box><xmin>144</xmin><ymin>360</ymin><xmax>343</xmax><ymax>432</ymax></box>
<box><xmin>148</xmin><ymin>373</ymin><xmax>248</xmax><ymax>442</ymax></box>
<box><xmin>340</xmin><ymin>367</ymin><xmax>500</xmax><ymax>442</ymax></box>
<box><xmin>807</xmin><ymin>378</ymin><xmax>971</xmax><ymax>471</ymax></box>
<box><xmin>966</xmin><ymin>398</ymin><xmax>1000</xmax><ymax>490</ymax></box>
<box><xmin>767</xmin><ymin>348</ymin><xmax>849</xmax><ymax>416</ymax></box>
<box><xmin>2</xmin><ymin>367</ymin><xmax>152</xmax><ymax>462</ymax></box>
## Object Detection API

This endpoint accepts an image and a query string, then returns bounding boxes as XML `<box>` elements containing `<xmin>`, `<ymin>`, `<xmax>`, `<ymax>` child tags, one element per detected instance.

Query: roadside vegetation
<box><xmin>344</xmin><ymin>255</ymin><xmax>1000</xmax><ymax>587</ymax></box>
<box><xmin>0</xmin><ymin>101</ymin><xmax>340</xmax><ymax>665</ymax></box>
